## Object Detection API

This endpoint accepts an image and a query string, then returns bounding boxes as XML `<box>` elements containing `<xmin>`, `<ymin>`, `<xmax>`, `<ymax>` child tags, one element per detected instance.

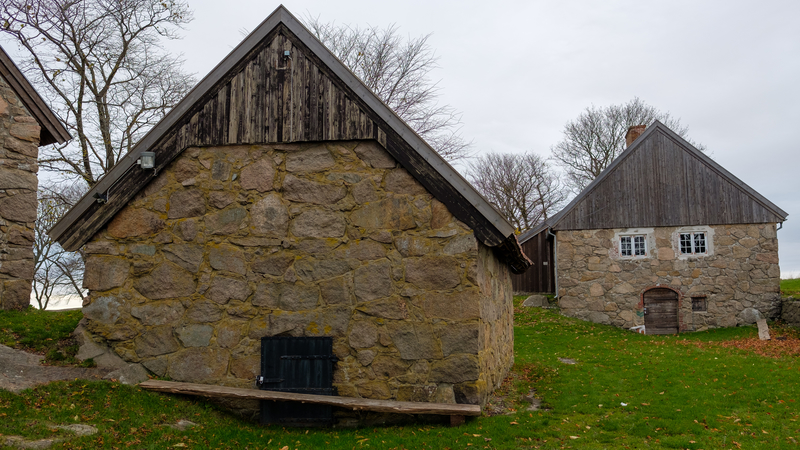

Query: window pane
<box><xmin>680</xmin><ymin>234</ymin><xmax>692</xmax><ymax>254</ymax></box>
<box><xmin>620</xmin><ymin>236</ymin><xmax>631</xmax><ymax>256</ymax></box>
<box><xmin>694</xmin><ymin>233</ymin><xmax>706</xmax><ymax>254</ymax></box>
<box><xmin>633</xmin><ymin>236</ymin><xmax>646</xmax><ymax>256</ymax></box>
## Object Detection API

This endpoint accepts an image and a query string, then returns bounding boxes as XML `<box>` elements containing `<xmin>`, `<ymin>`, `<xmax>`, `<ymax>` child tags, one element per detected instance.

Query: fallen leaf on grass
<box><xmin>510</xmin><ymin>422</ymin><xmax>518</xmax><ymax>425</ymax></box>
<box><xmin>569</xmin><ymin>436</ymin><xmax>579</xmax><ymax>439</ymax></box>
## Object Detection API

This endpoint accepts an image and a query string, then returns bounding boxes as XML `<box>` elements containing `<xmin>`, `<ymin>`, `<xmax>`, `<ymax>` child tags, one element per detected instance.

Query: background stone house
<box><xmin>49</xmin><ymin>6</ymin><xmax>529</xmax><ymax>407</ymax></box>
<box><xmin>0</xmin><ymin>45</ymin><xmax>70</xmax><ymax>310</ymax></box>
<box><xmin>520</xmin><ymin>122</ymin><xmax>787</xmax><ymax>334</ymax></box>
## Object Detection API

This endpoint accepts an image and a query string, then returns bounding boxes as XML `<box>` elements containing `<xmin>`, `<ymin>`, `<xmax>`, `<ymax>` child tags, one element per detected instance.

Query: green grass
<box><xmin>0</xmin><ymin>307</ymin><xmax>84</xmax><ymax>365</ymax></box>
<box><xmin>2</xmin><ymin>299</ymin><xmax>800</xmax><ymax>448</ymax></box>
<box><xmin>782</xmin><ymin>278</ymin><xmax>800</xmax><ymax>297</ymax></box>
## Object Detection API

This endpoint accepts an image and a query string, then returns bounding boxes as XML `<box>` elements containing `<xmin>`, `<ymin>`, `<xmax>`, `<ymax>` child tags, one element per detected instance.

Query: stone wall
<box><xmin>0</xmin><ymin>73</ymin><xmax>40</xmax><ymax>310</ymax></box>
<box><xmin>556</xmin><ymin>223</ymin><xmax>781</xmax><ymax>331</ymax></box>
<box><xmin>781</xmin><ymin>298</ymin><xmax>800</xmax><ymax>327</ymax></box>
<box><xmin>80</xmin><ymin>140</ymin><xmax>512</xmax><ymax>407</ymax></box>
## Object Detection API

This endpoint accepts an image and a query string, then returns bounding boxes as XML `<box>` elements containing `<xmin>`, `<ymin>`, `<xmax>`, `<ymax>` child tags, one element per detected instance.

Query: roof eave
<box><xmin>0</xmin><ymin>45</ymin><xmax>71</xmax><ymax>145</ymax></box>
<box><xmin>50</xmin><ymin>5</ymin><xmax>517</xmax><ymax>250</ymax></box>
<box><xmin>550</xmin><ymin>121</ymin><xmax>788</xmax><ymax>231</ymax></box>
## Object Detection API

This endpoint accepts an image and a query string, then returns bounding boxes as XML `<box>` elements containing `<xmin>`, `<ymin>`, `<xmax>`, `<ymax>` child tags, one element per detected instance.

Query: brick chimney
<box><xmin>625</xmin><ymin>125</ymin><xmax>646</xmax><ymax>147</ymax></box>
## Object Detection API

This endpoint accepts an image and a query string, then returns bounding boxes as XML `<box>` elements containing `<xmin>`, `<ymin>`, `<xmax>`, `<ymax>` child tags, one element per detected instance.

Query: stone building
<box><xmin>520</xmin><ymin>122</ymin><xmax>787</xmax><ymax>334</ymax></box>
<box><xmin>49</xmin><ymin>6</ymin><xmax>529</xmax><ymax>407</ymax></box>
<box><xmin>0</xmin><ymin>45</ymin><xmax>70</xmax><ymax>310</ymax></box>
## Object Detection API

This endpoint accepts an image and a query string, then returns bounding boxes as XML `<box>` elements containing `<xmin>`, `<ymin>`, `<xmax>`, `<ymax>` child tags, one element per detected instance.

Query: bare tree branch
<box><xmin>468</xmin><ymin>152</ymin><xmax>566</xmax><ymax>233</ymax></box>
<box><xmin>0</xmin><ymin>0</ymin><xmax>195</xmax><ymax>186</ymax></box>
<box><xmin>303</xmin><ymin>15</ymin><xmax>471</xmax><ymax>162</ymax></box>
<box><xmin>551</xmin><ymin>97</ymin><xmax>705</xmax><ymax>194</ymax></box>
<box><xmin>32</xmin><ymin>182</ymin><xmax>87</xmax><ymax>309</ymax></box>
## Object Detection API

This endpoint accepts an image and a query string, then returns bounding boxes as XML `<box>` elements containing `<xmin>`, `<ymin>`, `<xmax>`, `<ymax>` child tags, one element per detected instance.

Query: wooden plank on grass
<box><xmin>139</xmin><ymin>380</ymin><xmax>481</xmax><ymax>416</ymax></box>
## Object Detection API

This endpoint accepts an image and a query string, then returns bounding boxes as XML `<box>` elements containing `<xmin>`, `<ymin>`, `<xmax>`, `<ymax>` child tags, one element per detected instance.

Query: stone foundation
<box><xmin>781</xmin><ymin>298</ymin><xmax>800</xmax><ymax>327</ymax></box>
<box><xmin>0</xmin><ymin>73</ymin><xmax>40</xmax><ymax>310</ymax></box>
<box><xmin>80</xmin><ymin>140</ymin><xmax>512</xmax><ymax>407</ymax></box>
<box><xmin>557</xmin><ymin>223</ymin><xmax>781</xmax><ymax>331</ymax></box>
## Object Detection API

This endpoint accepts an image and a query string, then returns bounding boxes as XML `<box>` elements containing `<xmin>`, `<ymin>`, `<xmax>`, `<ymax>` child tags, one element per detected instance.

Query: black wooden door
<box><xmin>644</xmin><ymin>288</ymin><xmax>679</xmax><ymax>335</ymax></box>
<box><xmin>259</xmin><ymin>336</ymin><xmax>337</xmax><ymax>426</ymax></box>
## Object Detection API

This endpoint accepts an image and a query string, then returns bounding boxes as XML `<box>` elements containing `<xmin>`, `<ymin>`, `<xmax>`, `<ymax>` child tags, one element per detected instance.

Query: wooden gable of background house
<box><xmin>49</xmin><ymin>6</ymin><xmax>528</xmax><ymax>273</ymax></box>
<box><xmin>550</xmin><ymin>121</ymin><xmax>787</xmax><ymax>231</ymax></box>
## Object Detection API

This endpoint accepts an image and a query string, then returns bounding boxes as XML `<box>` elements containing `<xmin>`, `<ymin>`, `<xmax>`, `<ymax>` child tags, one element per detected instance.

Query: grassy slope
<box><xmin>2</xmin><ymin>300</ymin><xmax>800</xmax><ymax>449</ymax></box>
<box><xmin>0</xmin><ymin>308</ymin><xmax>84</xmax><ymax>364</ymax></box>
<box><xmin>782</xmin><ymin>278</ymin><xmax>800</xmax><ymax>297</ymax></box>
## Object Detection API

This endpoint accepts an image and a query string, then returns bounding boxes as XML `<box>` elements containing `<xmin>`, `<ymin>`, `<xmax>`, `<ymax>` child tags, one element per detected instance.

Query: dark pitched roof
<box><xmin>48</xmin><ymin>5</ymin><xmax>529</xmax><ymax>273</ymax></box>
<box><xmin>526</xmin><ymin>121</ymin><xmax>787</xmax><ymax>239</ymax></box>
<box><xmin>0</xmin><ymin>45</ymin><xmax>71</xmax><ymax>146</ymax></box>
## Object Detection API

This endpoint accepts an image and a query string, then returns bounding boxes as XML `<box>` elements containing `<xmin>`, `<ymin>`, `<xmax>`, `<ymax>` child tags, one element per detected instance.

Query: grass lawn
<box><xmin>782</xmin><ymin>278</ymin><xmax>800</xmax><ymax>297</ymax></box>
<box><xmin>2</xmin><ymin>299</ymin><xmax>800</xmax><ymax>449</ymax></box>
<box><xmin>0</xmin><ymin>307</ymin><xmax>85</xmax><ymax>365</ymax></box>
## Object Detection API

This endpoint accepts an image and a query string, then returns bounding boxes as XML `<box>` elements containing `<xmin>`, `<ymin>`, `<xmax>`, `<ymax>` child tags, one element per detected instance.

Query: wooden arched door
<box><xmin>643</xmin><ymin>288</ymin><xmax>679</xmax><ymax>335</ymax></box>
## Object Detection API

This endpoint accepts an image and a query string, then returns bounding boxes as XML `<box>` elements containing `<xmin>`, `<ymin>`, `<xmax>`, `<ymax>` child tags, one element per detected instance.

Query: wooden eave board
<box><xmin>550</xmin><ymin>121</ymin><xmax>787</xmax><ymax>231</ymax></box>
<box><xmin>139</xmin><ymin>380</ymin><xmax>481</xmax><ymax>416</ymax></box>
<box><xmin>49</xmin><ymin>5</ymin><xmax>516</xmax><ymax>254</ymax></box>
<box><xmin>0</xmin><ymin>45</ymin><xmax>71</xmax><ymax>146</ymax></box>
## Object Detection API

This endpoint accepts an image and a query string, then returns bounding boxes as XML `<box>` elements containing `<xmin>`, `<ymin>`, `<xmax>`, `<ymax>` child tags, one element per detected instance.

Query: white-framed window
<box><xmin>620</xmin><ymin>235</ymin><xmax>647</xmax><ymax>257</ymax></box>
<box><xmin>679</xmin><ymin>232</ymin><xmax>707</xmax><ymax>255</ymax></box>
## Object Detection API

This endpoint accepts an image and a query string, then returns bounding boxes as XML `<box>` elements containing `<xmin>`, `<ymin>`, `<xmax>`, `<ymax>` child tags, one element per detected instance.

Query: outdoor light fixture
<box><xmin>138</xmin><ymin>151</ymin><xmax>156</xmax><ymax>169</ymax></box>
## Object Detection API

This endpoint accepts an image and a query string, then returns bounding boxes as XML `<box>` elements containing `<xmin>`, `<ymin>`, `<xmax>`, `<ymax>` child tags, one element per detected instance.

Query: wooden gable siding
<box><xmin>172</xmin><ymin>24</ymin><xmax>383</xmax><ymax>149</ymax></box>
<box><xmin>56</xmin><ymin>23</ymin><xmax>509</xmax><ymax>254</ymax></box>
<box><xmin>554</xmin><ymin>129</ymin><xmax>784</xmax><ymax>231</ymax></box>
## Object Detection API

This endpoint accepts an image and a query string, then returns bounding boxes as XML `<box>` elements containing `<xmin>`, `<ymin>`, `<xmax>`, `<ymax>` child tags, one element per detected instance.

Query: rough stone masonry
<box><xmin>557</xmin><ymin>224</ymin><xmax>781</xmax><ymax>331</ymax></box>
<box><xmin>0</xmin><ymin>73</ymin><xmax>40</xmax><ymax>310</ymax></box>
<box><xmin>80</xmin><ymin>140</ymin><xmax>514</xmax><ymax>407</ymax></box>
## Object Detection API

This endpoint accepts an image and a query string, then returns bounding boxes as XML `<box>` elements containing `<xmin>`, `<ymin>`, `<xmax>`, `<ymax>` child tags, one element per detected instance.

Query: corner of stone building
<box><xmin>472</xmin><ymin>240</ymin><xmax>514</xmax><ymax>406</ymax></box>
<box><xmin>0</xmin><ymin>73</ymin><xmax>41</xmax><ymax>311</ymax></box>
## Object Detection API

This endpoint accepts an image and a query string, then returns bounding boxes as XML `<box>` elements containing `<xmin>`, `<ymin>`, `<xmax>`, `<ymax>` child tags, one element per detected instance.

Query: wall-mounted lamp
<box><xmin>137</xmin><ymin>151</ymin><xmax>156</xmax><ymax>169</ymax></box>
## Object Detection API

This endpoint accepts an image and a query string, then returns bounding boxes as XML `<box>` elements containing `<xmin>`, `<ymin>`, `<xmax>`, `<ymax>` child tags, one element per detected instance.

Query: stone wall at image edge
<box><xmin>556</xmin><ymin>224</ymin><xmax>780</xmax><ymax>331</ymax></box>
<box><xmin>0</xmin><ymin>73</ymin><xmax>40</xmax><ymax>310</ymax></box>
<box><xmin>80</xmin><ymin>139</ymin><xmax>513</xmax><ymax>407</ymax></box>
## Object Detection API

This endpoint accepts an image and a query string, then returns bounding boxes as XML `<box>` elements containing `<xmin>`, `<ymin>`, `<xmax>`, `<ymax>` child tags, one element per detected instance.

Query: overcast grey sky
<box><xmin>4</xmin><ymin>1</ymin><xmax>797</xmax><ymax>276</ymax></box>
<box><xmin>166</xmin><ymin>0</ymin><xmax>799</xmax><ymax>275</ymax></box>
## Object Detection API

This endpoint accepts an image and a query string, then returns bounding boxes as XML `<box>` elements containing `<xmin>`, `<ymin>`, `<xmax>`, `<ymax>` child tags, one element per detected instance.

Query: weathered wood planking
<box><xmin>644</xmin><ymin>288</ymin><xmax>679</xmax><ymax>335</ymax></box>
<box><xmin>56</xmin><ymin>22</ymin><xmax>515</xmax><ymax>255</ymax></box>
<box><xmin>555</xmin><ymin>129</ymin><xmax>784</xmax><ymax>231</ymax></box>
<box><xmin>139</xmin><ymin>380</ymin><xmax>481</xmax><ymax>416</ymax></box>
<box><xmin>512</xmin><ymin>229</ymin><xmax>554</xmax><ymax>293</ymax></box>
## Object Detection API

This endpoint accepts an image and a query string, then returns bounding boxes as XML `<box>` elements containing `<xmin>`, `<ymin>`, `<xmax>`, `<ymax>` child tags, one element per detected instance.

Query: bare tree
<box><xmin>303</xmin><ymin>15</ymin><xmax>471</xmax><ymax>162</ymax></box>
<box><xmin>32</xmin><ymin>183</ymin><xmax>86</xmax><ymax>309</ymax></box>
<box><xmin>551</xmin><ymin>97</ymin><xmax>704</xmax><ymax>193</ymax></box>
<box><xmin>0</xmin><ymin>0</ymin><xmax>195</xmax><ymax>187</ymax></box>
<box><xmin>469</xmin><ymin>152</ymin><xmax>566</xmax><ymax>233</ymax></box>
